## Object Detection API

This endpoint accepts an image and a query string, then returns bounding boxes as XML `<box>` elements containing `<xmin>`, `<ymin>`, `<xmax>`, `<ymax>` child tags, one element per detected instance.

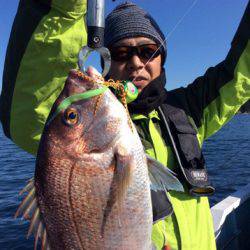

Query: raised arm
<box><xmin>168</xmin><ymin>1</ymin><xmax>250</xmax><ymax>143</ymax></box>
<box><xmin>0</xmin><ymin>0</ymin><xmax>87</xmax><ymax>154</ymax></box>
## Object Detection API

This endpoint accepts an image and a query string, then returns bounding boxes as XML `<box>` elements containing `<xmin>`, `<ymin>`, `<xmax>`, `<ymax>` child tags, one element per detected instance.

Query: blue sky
<box><xmin>0</xmin><ymin>0</ymin><xmax>248</xmax><ymax>91</ymax></box>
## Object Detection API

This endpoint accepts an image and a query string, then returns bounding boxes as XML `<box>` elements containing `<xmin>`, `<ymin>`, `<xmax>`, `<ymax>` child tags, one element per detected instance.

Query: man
<box><xmin>1</xmin><ymin>1</ymin><xmax>249</xmax><ymax>249</ymax></box>
<box><xmin>104</xmin><ymin>3</ymin><xmax>249</xmax><ymax>249</ymax></box>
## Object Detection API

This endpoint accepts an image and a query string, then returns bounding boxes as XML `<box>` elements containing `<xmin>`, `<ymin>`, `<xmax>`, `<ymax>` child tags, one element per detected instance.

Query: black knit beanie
<box><xmin>105</xmin><ymin>1</ymin><xmax>167</xmax><ymax>65</ymax></box>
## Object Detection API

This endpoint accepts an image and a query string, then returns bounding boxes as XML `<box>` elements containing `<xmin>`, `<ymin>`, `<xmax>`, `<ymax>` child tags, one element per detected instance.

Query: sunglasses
<box><xmin>109</xmin><ymin>44</ymin><xmax>161</xmax><ymax>62</ymax></box>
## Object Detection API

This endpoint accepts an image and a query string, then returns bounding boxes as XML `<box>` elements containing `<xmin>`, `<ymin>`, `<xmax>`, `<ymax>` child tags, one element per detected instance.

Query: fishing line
<box><xmin>132</xmin><ymin>0</ymin><xmax>199</xmax><ymax>83</ymax></box>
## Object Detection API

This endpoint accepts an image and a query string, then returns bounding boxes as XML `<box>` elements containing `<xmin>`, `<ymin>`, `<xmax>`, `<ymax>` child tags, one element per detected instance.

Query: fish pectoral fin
<box><xmin>146</xmin><ymin>154</ymin><xmax>184</xmax><ymax>193</ymax></box>
<box><xmin>15</xmin><ymin>177</ymin><xmax>50</xmax><ymax>250</ymax></box>
<box><xmin>101</xmin><ymin>148</ymin><xmax>132</xmax><ymax>234</ymax></box>
<box><xmin>114</xmin><ymin>146</ymin><xmax>133</xmax><ymax>206</ymax></box>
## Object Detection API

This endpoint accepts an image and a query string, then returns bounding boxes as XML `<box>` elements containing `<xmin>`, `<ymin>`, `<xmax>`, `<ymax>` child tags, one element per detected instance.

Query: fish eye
<box><xmin>64</xmin><ymin>108</ymin><xmax>79</xmax><ymax>125</ymax></box>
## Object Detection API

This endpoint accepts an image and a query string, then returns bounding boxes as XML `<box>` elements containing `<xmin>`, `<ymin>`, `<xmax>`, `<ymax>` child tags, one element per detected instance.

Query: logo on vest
<box><xmin>190</xmin><ymin>170</ymin><xmax>207</xmax><ymax>181</ymax></box>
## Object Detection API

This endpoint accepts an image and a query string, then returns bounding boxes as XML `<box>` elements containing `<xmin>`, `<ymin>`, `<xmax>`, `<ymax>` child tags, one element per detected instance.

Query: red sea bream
<box><xmin>15</xmin><ymin>68</ymin><xmax>183</xmax><ymax>250</ymax></box>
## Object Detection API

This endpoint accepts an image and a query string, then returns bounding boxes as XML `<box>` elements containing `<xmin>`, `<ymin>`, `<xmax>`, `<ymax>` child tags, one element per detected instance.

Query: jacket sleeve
<box><xmin>168</xmin><ymin>1</ymin><xmax>250</xmax><ymax>143</ymax></box>
<box><xmin>0</xmin><ymin>0</ymin><xmax>87</xmax><ymax>155</ymax></box>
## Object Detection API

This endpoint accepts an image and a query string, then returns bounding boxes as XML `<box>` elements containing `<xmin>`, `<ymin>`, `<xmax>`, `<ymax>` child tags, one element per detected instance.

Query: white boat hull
<box><xmin>211</xmin><ymin>184</ymin><xmax>250</xmax><ymax>249</ymax></box>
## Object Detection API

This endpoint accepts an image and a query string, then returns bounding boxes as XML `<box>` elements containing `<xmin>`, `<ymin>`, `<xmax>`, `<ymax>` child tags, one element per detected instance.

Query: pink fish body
<box><xmin>17</xmin><ymin>69</ymin><xmax>153</xmax><ymax>249</ymax></box>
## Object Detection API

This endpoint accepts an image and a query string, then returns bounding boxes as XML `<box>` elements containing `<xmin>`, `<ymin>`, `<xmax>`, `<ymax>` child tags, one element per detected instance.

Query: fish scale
<box><xmin>15</xmin><ymin>69</ymin><xmax>184</xmax><ymax>249</ymax></box>
<box><xmin>35</xmin><ymin>70</ymin><xmax>152</xmax><ymax>249</ymax></box>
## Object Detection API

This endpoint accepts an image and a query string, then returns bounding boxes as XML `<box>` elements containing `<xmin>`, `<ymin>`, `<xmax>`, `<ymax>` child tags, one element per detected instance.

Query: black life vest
<box><xmin>158</xmin><ymin>104</ymin><xmax>214</xmax><ymax>196</ymax></box>
<box><xmin>151</xmin><ymin>104</ymin><xmax>215</xmax><ymax>222</ymax></box>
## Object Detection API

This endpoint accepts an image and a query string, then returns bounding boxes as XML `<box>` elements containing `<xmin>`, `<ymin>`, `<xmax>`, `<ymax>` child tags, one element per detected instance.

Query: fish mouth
<box><xmin>67</xmin><ymin>67</ymin><xmax>104</xmax><ymax>94</ymax></box>
<box><xmin>66</xmin><ymin>69</ymin><xmax>98</xmax><ymax>94</ymax></box>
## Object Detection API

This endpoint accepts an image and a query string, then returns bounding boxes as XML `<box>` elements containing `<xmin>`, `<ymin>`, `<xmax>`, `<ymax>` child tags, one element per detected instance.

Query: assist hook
<box><xmin>78</xmin><ymin>0</ymin><xmax>111</xmax><ymax>77</ymax></box>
